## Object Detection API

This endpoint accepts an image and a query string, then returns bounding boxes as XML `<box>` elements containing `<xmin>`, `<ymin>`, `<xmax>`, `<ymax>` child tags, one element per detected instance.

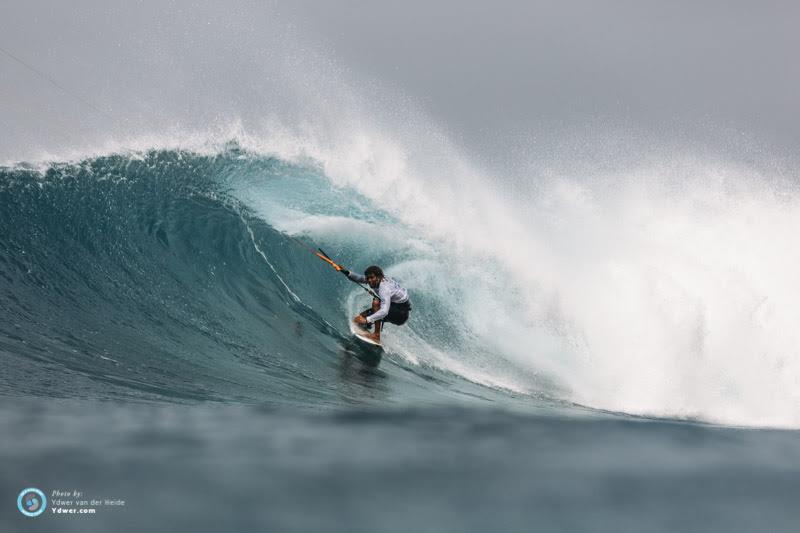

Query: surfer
<box><xmin>341</xmin><ymin>266</ymin><xmax>411</xmax><ymax>343</ymax></box>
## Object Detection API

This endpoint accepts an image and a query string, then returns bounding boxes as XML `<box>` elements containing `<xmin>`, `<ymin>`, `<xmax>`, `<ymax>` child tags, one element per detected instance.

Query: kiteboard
<box><xmin>349</xmin><ymin>321</ymin><xmax>383</xmax><ymax>348</ymax></box>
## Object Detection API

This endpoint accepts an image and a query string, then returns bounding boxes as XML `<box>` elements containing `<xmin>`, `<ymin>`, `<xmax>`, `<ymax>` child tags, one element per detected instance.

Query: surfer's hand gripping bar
<box><xmin>315</xmin><ymin>250</ymin><xmax>343</xmax><ymax>271</ymax></box>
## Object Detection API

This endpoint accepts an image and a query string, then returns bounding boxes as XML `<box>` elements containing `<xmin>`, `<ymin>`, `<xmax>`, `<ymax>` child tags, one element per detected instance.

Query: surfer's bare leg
<box><xmin>366</xmin><ymin>299</ymin><xmax>382</xmax><ymax>341</ymax></box>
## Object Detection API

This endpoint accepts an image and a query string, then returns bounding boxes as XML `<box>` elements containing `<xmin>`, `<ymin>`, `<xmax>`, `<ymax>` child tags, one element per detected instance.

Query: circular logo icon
<box><xmin>17</xmin><ymin>488</ymin><xmax>47</xmax><ymax>517</ymax></box>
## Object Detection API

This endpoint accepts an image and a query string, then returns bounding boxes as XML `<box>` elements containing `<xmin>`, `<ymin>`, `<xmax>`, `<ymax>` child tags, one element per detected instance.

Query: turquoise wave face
<box><xmin>0</xmin><ymin>148</ymin><xmax>547</xmax><ymax>409</ymax></box>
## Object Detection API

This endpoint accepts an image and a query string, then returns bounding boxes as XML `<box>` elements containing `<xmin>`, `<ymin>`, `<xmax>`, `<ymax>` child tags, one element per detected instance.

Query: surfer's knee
<box><xmin>371</xmin><ymin>299</ymin><xmax>380</xmax><ymax>311</ymax></box>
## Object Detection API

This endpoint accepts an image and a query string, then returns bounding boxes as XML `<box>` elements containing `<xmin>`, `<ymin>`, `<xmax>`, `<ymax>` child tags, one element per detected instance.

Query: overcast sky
<box><xmin>1</xmin><ymin>1</ymin><xmax>798</xmax><ymax>164</ymax></box>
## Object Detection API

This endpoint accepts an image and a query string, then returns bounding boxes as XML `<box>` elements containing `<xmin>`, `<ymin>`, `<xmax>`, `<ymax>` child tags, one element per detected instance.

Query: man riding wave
<box><xmin>341</xmin><ymin>265</ymin><xmax>411</xmax><ymax>343</ymax></box>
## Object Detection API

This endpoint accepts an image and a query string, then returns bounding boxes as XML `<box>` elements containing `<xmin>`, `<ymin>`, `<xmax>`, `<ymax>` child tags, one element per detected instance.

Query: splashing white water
<box><xmin>261</xmin><ymin>123</ymin><xmax>800</xmax><ymax>428</ymax></box>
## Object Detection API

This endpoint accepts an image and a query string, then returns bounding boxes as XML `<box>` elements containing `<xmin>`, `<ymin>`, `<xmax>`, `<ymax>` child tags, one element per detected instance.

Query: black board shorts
<box><xmin>360</xmin><ymin>299</ymin><xmax>411</xmax><ymax>326</ymax></box>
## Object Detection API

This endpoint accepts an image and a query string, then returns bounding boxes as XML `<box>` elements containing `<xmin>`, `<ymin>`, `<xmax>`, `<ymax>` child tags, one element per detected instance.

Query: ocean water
<box><xmin>2</xmin><ymin>147</ymin><xmax>800</xmax><ymax>531</ymax></box>
<box><xmin>3</xmin><ymin>399</ymin><xmax>800</xmax><ymax>533</ymax></box>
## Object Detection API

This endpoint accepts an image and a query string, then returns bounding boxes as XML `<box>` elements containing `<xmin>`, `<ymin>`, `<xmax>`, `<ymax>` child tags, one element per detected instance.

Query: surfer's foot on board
<box><xmin>353</xmin><ymin>319</ymin><xmax>381</xmax><ymax>342</ymax></box>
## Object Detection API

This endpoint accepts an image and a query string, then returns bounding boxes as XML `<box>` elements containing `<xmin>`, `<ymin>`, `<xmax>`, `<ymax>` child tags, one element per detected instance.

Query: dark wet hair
<box><xmin>364</xmin><ymin>265</ymin><xmax>384</xmax><ymax>278</ymax></box>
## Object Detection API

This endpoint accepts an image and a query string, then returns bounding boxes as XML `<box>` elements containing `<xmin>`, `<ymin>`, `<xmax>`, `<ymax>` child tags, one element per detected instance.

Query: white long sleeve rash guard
<box><xmin>347</xmin><ymin>272</ymin><xmax>410</xmax><ymax>324</ymax></box>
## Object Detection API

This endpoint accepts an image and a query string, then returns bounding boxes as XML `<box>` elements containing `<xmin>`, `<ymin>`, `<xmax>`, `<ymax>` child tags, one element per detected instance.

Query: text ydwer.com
<box><xmin>51</xmin><ymin>508</ymin><xmax>96</xmax><ymax>514</ymax></box>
